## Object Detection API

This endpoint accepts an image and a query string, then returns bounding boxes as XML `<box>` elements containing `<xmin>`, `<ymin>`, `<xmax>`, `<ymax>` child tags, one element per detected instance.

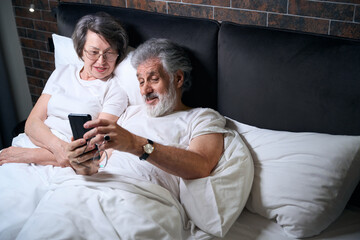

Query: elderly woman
<box><xmin>0</xmin><ymin>12</ymin><xmax>129</xmax><ymax>167</ymax></box>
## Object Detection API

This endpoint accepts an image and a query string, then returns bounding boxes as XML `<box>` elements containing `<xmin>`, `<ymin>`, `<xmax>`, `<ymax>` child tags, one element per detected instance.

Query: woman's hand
<box><xmin>67</xmin><ymin>138</ymin><xmax>99</xmax><ymax>175</ymax></box>
<box><xmin>0</xmin><ymin>147</ymin><xmax>37</xmax><ymax>165</ymax></box>
<box><xmin>0</xmin><ymin>147</ymin><xmax>60</xmax><ymax>166</ymax></box>
<box><xmin>50</xmin><ymin>140</ymin><xmax>75</xmax><ymax>167</ymax></box>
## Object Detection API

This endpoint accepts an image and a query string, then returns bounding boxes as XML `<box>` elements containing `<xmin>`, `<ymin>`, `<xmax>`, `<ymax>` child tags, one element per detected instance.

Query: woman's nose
<box><xmin>97</xmin><ymin>54</ymin><xmax>106</xmax><ymax>63</ymax></box>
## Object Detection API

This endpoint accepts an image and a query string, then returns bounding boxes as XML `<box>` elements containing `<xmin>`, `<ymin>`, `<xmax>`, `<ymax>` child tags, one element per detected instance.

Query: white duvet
<box><xmin>0</xmin><ymin>128</ymin><xmax>253</xmax><ymax>240</ymax></box>
<box><xmin>0</xmin><ymin>164</ymin><xmax>190</xmax><ymax>240</ymax></box>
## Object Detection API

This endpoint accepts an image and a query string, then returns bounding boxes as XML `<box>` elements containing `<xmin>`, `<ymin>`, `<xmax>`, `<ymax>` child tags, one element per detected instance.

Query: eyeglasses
<box><xmin>83</xmin><ymin>140</ymin><xmax>108</xmax><ymax>168</ymax></box>
<box><xmin>83</xmin><ymin>49</ymin><xmax>119</xmax><ymax>62</ymax></box>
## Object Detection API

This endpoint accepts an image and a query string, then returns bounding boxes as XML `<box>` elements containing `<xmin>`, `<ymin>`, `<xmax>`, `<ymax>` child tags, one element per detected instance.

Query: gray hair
<box><xmin>131</xmin><ymin>38</ymin><xmax>192</xmax><ymax>92</ymax></box>
<box><xmin>72</xmin><ymin>12</ymin><xmax>128</xmax><ymax>66</ymax></box>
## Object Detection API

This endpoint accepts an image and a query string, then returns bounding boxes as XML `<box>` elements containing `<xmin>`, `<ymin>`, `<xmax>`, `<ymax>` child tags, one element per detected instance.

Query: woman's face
<box><xmin>81</xmin><ymin>30</ymin><xmax>118</xmax><ymax>81</ymax></box>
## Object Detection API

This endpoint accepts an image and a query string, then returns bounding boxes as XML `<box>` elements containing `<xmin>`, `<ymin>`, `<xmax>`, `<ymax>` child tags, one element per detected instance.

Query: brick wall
<box><xmin>11</xmin><ymin>0</ymin><xmax>360</xmax><ymax>104</ymax></box>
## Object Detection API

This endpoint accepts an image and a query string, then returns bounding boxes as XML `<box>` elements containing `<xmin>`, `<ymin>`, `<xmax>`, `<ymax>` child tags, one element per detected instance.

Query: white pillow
<box><xmin>226</xmin><ymin>118</ymin><xmax>360</xmax><ymax>238</ymax></box>
<box><xmin>179</xmin><ymin>129</ymin><xmax>254</xmax><ymax>238</ymax></box>
<box><xmin>52</xmin><ymin>33</ymin><xmax>82</xmax><ymax>68</ymax></box>
<box><xmin>114</xmin><ymin>51</ymin><xmax>143</xmax><ymax>106</ymax></box>
<box><xmin>52</xmin><ymin>33</ymin><xmax>142</xmax><ymax>106</ymax></box>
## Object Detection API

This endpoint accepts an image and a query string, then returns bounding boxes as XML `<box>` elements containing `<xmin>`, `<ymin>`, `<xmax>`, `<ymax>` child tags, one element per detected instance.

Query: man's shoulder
<box><xmin>118</xmin><ymin>105</ymin><xmax>145</xmax><ymax>123</ymax></box>
<box><xmin>119</xmin><ymin>106</ymin><xmax>224</xmax><ymax>124</ymax></box>
<box><xmin>176</xmin><ymin>107</ymin><xmax>226</xmax><ymax>127</ymax></box>
<box><xmin>182</xmin><ymin>108</ymin><xmax>227</xmax><ymax>135</ymax></box>
<box><xmin>186</xmin><ymin>107</ymin><xmax>224</xmax><ymax>118</ymax></box>
<box><xmin>126</xmin><ymin>104</ymin><xmax>144</xmax><ymax>113</ymax></box>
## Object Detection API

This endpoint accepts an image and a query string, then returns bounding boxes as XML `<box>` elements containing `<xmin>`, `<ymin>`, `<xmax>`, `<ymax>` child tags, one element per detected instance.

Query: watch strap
<box><xmin>139</xmin><ymin>139</ymin><xmax>154</xmax><ymax>160</ymax></box>
<box><xmin>139</xmin><ymin>152</ymin><xmax>149</xmax><ymax>161</ymax></box>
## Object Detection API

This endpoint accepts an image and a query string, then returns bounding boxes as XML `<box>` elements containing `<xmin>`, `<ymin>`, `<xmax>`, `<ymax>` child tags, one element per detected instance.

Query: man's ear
<box><xmin>175</xmin><ymin>70</ymin><xmax>184</xmax><ymax>88</ymax></box>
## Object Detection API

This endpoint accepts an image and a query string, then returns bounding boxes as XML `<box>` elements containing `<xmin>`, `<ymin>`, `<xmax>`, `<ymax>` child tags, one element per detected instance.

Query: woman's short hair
<box><xmin>72</xmin><ymin>12</ymin><xmax>128</xmax><ymax>66</ymax></box>
<box><xmin>131</xmin><ymin>38</ymin><xmax>192</xmax><ymax>92</ymax></box>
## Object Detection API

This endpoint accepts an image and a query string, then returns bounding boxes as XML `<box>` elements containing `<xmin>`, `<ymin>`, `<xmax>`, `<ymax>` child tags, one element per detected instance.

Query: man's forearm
<box><xmin>146</xmin><ymin>144</ymin><xmax>211</xmax><ymax>179</ymax></box>
<box><xmin>130</xmin><ymin>134</ymin><xmax>222</xmax><ymax>180</ymax></box>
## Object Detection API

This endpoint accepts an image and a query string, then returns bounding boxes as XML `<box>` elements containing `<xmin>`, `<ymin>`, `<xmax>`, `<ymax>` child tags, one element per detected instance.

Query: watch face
<box><xmin>144</xmin><ymin>143</ymin><xmax>154</xmax><ymax>154</ymax></box>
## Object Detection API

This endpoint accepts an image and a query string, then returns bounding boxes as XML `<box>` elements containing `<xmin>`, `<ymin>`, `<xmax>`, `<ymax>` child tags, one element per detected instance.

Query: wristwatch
<box><xmin>139</xmin><ymin>139</ymin><xmax>154</xmax><ymax>160</ymax></box>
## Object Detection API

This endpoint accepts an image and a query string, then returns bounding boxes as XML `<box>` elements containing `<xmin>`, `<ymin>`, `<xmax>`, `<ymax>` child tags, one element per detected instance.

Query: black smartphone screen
<box><xmin>68</xmin><ymin>113</ymin><xmax>92</xmax><ymax>140</ymax></box>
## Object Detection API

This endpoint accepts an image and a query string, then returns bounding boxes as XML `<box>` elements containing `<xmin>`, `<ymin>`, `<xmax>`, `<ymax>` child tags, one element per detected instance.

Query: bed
<box><xmin>0</xmin><ymin>2</ymin><xmax>359</xmax><ymax>240</ymax></box>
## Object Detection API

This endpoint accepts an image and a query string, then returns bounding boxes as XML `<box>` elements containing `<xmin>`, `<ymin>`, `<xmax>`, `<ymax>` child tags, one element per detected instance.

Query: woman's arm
<box><xmin>23</xmin><ymin>97</ymin><xmax>119</xmax><ymax>167</ymax></box>
<box><xmin>0</xmin><ymin>147</ymin><xmax>59</xmax><ymax>166</ymax></box>
<box><xmin>25</xmin><ymin>94</ymin><xmax>70</xmax><ymax>167</ymax></box>
<box><xmin>98</xmin><ymin>112</ymin><xmax>119</xmax><ymax>122</ymax></box>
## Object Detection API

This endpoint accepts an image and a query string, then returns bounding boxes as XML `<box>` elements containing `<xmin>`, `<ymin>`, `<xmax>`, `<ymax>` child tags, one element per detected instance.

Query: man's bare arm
<box><xmin>84</xmin><ymin>119</ymin><xmax>224</xmax><ymax>179</ymax></box>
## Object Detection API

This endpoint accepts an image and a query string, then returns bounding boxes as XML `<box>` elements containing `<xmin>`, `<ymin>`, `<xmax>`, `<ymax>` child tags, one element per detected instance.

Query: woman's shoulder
<box><xmin>44</xmin><ymin>64</ymin><xmax>81</xmax><ymax>91</ymax></box>
<box><xmin>49</xmin><ymin>64</ymin><xmax>80</xmax><ymax>79</ymax></box>
<box><xmin>55</xmin><ymin>64</ymin><xmax>80</xmax><ymax>71</ymax></box>
<box><xmin>104</xmin><ymin>77</ymin><xmax>128</xmax><ymax>98</ymax></box>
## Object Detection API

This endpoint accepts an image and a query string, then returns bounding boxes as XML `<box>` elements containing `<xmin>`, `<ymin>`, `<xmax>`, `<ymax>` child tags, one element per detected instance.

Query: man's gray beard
<box><xmin>145</xmin><ymin>83</ymin><xmax>177</xmax><ymax>117</ymax></box>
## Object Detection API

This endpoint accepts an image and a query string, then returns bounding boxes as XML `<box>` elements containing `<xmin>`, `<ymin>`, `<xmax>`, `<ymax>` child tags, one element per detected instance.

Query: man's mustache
<box><xmin>144</xmin><ymin>93</ymin><xmax>159</xmax><ymax>101</ymax></box>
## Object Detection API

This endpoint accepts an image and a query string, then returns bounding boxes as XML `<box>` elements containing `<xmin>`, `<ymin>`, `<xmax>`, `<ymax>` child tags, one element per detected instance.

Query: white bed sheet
<box><xmin>220</xmin><ymin>206</ymin><xmax>360</xmax><ymax>240</ymax></box>
<box><xmin>0</xmin><ymin>163</ymin><xmax>191</xmax><ymax>240</ymax></box>
<box><xmin>0</xmin><ymin>126</ymin><xmax>255</xmax><ymax>240</ymax></box>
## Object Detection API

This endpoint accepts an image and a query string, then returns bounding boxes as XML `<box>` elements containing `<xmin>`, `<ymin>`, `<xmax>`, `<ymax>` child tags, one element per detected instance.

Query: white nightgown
<box><xmin>13</xmin><ymin>64</ymin><xmax>128</xmax><ymax>146</ymax></box>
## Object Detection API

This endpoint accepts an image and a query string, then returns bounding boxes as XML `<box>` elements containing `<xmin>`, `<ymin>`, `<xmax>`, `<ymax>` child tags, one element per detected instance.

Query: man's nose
<box><xmin>141</xmin><ymin>82</ymin><xmax>152</xmax><ymax>95</ymax></box>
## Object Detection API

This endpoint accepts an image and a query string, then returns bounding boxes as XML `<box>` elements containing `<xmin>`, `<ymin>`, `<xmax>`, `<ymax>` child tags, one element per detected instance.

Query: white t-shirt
<box><xmin>13</xmin><ymin>64</ymin><xmax>128</xmax><ymax>146</ymax></box>
<box><xmin>107</xmin><ymin>105</ymin><xmax>227</xmax><ymax>200</ymax></box>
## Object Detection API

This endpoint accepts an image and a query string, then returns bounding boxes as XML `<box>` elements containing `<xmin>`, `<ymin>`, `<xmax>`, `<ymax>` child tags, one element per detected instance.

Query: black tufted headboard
<box><xmin>56</xmin><ymin>0</ymin><xmax>360</xmax><ymax>209</ymax></box>
<box><xmin>57</xmin><ymin>2</ymin><xmax>360</xmax><ymax>136</ymax></box>
<box><xmin>218</xmin><ymin>22</ymin><xmax>360</xmax><ymax>135</ymax></box>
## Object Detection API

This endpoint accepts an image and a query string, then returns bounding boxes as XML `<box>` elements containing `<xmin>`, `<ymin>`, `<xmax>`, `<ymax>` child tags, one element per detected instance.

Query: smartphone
<box><xmin>68</xmin><ymin>113</ymin><xmax>92</xmax><ymax>140</ymax></box>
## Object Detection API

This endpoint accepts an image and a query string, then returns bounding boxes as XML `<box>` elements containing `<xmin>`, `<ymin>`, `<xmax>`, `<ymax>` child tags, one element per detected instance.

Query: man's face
<box><xmin>136</xmin><ymin>58</ymin><xmax>177</xmax><ymax>117</ymax></box>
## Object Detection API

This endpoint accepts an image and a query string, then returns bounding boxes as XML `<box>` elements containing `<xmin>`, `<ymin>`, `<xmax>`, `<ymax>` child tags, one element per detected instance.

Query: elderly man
<box><xmin>69</xmin><ymin>39</ymin><xmax>227</xmax><ymax>187</ymax></box>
